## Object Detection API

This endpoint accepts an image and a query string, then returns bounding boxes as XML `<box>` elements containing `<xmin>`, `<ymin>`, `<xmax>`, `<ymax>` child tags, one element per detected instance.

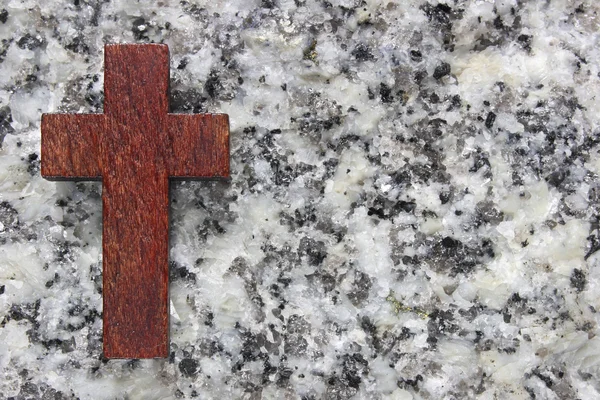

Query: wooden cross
<box><xmin>41</xmin><ymin>44</ymin><xmax>230</xmax><ymax>358</ymax></box>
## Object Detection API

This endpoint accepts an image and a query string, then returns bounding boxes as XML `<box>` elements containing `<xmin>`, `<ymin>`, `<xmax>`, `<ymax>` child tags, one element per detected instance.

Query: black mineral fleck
<box><xmin>0</xmin><ymin>106</ymin><xmax>14</xmax><ymax>147</ymax></box>
<box><xmin>179</xmin><ymin>358</ymin><xmax>199</xmax><ymax>377</ymax></box>
<box><xmin>298</xmin><ymin>237</ymin><xmax>327</xmax><ymax>266</ymax></box>
<box><xmin>351</xmin><ymin>43</ymin><xmax>375</xmax><ymax>61</ymax></box>
<box><xmin>341</xmin><ymin>353</ymin><xmax>369</xmax><ymax>389</ymax></box>
<box><xmin>380</xmin><ymin>83</ymin><xmax>393</xmax><ymax>103</ymax></box>
<box><xmin>131</xmin><ymin>17</ymin><xmax>148</xmax><ymax>41</ymax></box>
<box><xmin>347</xmin><ymin>270</ymin><xmax>372</xmax><ymax>306</ymax></box>
<box><xmin>17</xmin><ymin>33</ymin><xmax>44</xmax><ymax>50</ymax></box>
<box><xmin>485</xmin><ymin>112</ymin><xmax>496</xmax><ymax>128</ymax></box>
<box><xmin>409</xmin><ymin>49</ymin><xmax>422</xmax><ymax>61</ymax></box>
<box><xmin>433</xmin><ymin>62</ymin><xmax>451</xmax><ymax>79</ymax></box>
<box><xmin>570</xmin><ymin>269</ymin><xmax>586</xmax><ymax>292</ymax></box>
<box><xmin>517</xmin><ymin>34</ymin><xmax>533</xmax><ymax>52</ymax></box>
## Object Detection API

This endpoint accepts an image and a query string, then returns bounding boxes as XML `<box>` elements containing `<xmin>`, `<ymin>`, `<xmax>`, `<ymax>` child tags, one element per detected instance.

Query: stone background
<box><xmin>1</xmin><ymin>0</ymin><xmax>600</xmax><ymax>399</ymax></box>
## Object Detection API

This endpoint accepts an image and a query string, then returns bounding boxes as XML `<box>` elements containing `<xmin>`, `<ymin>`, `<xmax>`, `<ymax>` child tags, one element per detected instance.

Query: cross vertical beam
<box><xmin>101</xmin><ymin>45</ymin><xmax>171</xmax><ymax>359</ymax></box>
<box><xmin>41</xmin><ymin>44</ymin><xmax>230</xmax><ymax>358</ymax></box>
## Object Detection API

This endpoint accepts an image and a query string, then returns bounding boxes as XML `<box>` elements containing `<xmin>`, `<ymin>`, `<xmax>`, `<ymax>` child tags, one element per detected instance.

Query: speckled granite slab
<box><xmin>1</xmin><ymin>1</ymin><xmax>599</xmax><ymax>399</ymax></box>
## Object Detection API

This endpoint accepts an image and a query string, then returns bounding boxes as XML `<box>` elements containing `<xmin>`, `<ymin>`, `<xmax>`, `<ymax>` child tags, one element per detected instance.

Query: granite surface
<box><xmin>1</xmin><ymin>0</ymin><xmax>600</xmax><ymax>399</ymax></box>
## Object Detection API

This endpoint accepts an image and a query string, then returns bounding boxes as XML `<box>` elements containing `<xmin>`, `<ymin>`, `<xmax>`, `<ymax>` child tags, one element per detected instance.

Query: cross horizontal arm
<box><xmin>41</xmin><ymin>114</ymin><xmax>105</xmax><ymax>180</ymax></box>
<box><xmin>167</xmin><ymin>113</ymin><xmax>229</xmax><ymax>178</ymax></box>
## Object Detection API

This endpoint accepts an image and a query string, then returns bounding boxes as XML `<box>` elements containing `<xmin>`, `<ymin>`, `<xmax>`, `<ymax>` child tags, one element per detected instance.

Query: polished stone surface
<box><xmin>1</xmin><ymin>1</ymin><xmax>600</xmax><ymax>399</ymax></box>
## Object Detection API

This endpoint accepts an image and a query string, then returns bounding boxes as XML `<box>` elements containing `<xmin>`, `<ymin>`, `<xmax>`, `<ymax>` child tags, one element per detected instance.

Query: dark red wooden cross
<box><xmin>41</xmin><ymin>44</ymin><xmax>229</xmax><ymax>358</ymax></box>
